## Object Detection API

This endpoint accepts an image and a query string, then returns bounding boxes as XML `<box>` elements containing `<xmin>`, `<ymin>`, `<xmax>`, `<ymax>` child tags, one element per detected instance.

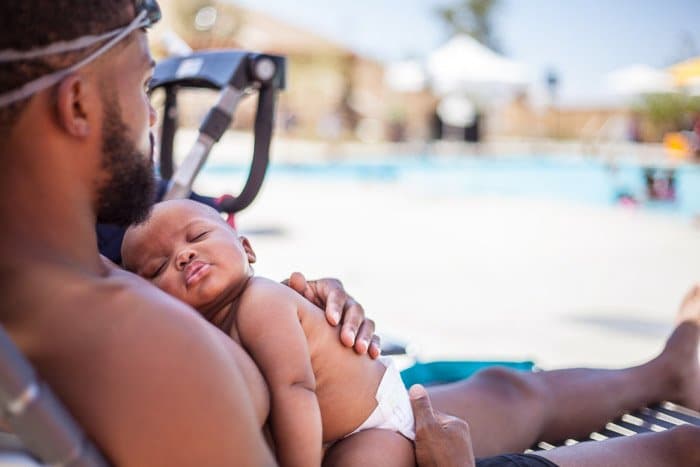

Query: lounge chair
<box><xmin>0</xmin><ymin>323</ymin><xmax>698</xmax><ymax>466</ymax></box>
<box><xmin>0</xmin><ymin>326</ymin><xmax>107</xmax><ymax>466</ymax></box>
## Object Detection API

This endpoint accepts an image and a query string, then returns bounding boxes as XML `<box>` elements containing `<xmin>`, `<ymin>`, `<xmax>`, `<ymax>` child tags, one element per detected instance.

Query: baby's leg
<box><xmin>323</xmin><ymin>429</ymin><xmax>415</xmax><ymax>467</ymax></box>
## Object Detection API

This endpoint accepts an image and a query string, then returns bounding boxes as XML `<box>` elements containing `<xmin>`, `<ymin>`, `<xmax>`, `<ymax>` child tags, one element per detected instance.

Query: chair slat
<box><xmin>531</xmin><ymin>401</ymin><xmax>700</xmax><ymax>452</ymax></box>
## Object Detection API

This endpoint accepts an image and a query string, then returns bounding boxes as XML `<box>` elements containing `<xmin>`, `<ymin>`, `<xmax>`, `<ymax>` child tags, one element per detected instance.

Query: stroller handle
<box><xmin>150</xmin><ymin>50</ymin><xmax>286</xmax><ymax>214</ymax></box>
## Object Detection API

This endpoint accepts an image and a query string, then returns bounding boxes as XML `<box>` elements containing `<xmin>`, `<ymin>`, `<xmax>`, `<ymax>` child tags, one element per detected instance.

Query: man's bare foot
<box><xmin>652</xmin><ymin>288</ymin><xmax>700</xmax><ymax>410</ymax></box>
<box><xmin>677</xmin><ymin>284</ymin><xmax>700</xmax><ymax>326</ymax></box>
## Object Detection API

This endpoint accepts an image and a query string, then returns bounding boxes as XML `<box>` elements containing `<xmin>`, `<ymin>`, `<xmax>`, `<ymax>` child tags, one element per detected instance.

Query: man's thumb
<box><xmin>287</xmin><ymin>272</ymin><xmax>307</xmax><ymax>292</ymax></box>
<box><xmin>409</xmin><ymin>384</ymin><xmax>434</xmax><ymax>418</ymax></box>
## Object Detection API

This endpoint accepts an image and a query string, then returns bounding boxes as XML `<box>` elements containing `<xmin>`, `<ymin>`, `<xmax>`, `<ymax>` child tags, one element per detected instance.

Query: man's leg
<box><xmin>427</xmin><ymin>288</ymin><xmax>700</xmax><ymax>457</ymax></box>
<box><xmin>536</xmin><ymin>425</ymin><xmax>700</xmax><ymax>467</ymax></box>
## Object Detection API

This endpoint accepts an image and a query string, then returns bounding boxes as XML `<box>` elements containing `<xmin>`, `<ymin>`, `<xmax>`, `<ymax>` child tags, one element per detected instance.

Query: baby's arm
<box><xmin>236</xmin><ymin>278</ymin><xmax>322</xmax><ymax>467</ymax></box>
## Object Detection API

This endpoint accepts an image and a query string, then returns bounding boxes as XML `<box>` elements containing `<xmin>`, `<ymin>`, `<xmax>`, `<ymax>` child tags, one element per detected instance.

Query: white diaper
<box><xmin>347</xmin><ymin>357</ymin><xmax>415</xmax><ymax>441</ymax></box>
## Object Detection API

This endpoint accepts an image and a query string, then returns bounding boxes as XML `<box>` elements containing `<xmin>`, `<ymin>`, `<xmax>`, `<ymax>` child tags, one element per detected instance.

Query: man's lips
<box><xmin>185</xmin><ymin>261</ymin><xmax>211</xmax><ymax>287</ymax></box>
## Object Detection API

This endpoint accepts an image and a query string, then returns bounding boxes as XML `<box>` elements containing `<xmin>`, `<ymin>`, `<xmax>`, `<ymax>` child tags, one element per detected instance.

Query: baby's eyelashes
<box><xmin>143</xmin><ymin>260</ymin><xmax>167</xmax><ymax>279</ymax></box>
<box><xmin>189</xmin><ymin>231</ymin><xmax>209</xmax><ymax>242</ymax></box>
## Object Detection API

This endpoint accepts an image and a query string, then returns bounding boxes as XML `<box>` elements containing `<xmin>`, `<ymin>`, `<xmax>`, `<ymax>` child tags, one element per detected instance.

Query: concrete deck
<box><xmin>185</xmin><ymin>132</ymin><xmax>700</xmax><ymax>370</ymax></box>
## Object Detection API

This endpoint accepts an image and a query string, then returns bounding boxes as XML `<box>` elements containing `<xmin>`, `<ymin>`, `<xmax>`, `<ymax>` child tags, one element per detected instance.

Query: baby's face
<box><xmin>121</xmin><ymin>200</ymin><xmax>256</xmax><ymax>313</ymax></box>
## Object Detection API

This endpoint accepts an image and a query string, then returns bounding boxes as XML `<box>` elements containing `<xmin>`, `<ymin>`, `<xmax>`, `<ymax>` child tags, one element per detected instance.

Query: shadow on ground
<box><xmin>569</xmin><ymin>313</ymin><xmax>672</xmax><ymax>338</ymax></box>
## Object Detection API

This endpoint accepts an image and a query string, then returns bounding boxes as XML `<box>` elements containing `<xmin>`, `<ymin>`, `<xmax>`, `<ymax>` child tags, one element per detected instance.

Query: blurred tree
<box><xmin>635</xmin><ymin>93</ymin><xmax>700</xmax><ymax>140</ymax></box>
<box><xmin>436</xmin><ymin>0</ymin><xmax>501</xmax><ymax>51</ymax></box>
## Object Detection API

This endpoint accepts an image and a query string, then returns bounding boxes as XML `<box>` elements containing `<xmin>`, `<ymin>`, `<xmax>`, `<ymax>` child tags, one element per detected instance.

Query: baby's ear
<box><xmin>239</xmin><ymin>236</ymin><xmax>257</xmax><ymax>264</ymax></box>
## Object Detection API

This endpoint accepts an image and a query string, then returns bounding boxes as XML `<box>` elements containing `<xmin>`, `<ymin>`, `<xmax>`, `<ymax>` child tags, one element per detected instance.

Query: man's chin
<box><xmin>96</xmin><ymin>176</ymin><xmax>157</xmax><ymax>226</ymax></box>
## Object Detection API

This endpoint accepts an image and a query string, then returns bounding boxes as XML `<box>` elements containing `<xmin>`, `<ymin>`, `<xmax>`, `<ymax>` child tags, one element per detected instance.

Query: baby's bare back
<box><xmin>235</xmin><ymin>278</ymin><xmax>387</xmax><ymax>443</ymax></box>
<box><xmin>298</xmin><ymin>293</ymin><xmax>387</xmax><ymax>441</ymax></box>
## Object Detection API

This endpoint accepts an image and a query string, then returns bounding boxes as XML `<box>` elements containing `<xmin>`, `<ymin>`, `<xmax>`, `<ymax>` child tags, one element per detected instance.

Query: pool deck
<box><xmin>173</xmin><ymin>128</ymin><xmax>675</xmax><ymax>165</ymax></box>
<box><xmin>186</xmin><ymin>131</ymin><xmax>700</xmax><ymax>371</ymax></box>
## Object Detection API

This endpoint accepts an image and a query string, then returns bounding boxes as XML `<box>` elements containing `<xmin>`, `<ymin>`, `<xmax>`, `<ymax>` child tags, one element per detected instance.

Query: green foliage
<box><xmin>635</xmin><ymin>93</ymin><xmax>700</xmax><ymax>134</ymax></box>
<box><xmin>436</xmin><ymin>0</ymin><xmax>501</xmax><ymax>51</ymax></box>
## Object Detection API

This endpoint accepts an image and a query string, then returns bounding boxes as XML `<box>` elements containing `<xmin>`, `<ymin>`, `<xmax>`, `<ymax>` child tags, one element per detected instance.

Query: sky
<box><xmin>227</xmin><ymin>0</ymin><xmax>700</xmax><ymax>104</ymax></box>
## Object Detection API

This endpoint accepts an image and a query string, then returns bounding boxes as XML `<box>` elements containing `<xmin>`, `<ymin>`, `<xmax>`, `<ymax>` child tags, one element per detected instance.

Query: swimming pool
<box><xmin>201</xmin><ymin>155</ymin><xmax>700</xmax><ymax>218</ymax></box>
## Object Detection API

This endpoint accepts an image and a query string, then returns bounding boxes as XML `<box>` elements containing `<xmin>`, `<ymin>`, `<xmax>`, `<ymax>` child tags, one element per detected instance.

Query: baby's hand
<box><xmin>284</xmin><ymin>272</ymin><xmax>381</xmax><ymax>358</ymax></box>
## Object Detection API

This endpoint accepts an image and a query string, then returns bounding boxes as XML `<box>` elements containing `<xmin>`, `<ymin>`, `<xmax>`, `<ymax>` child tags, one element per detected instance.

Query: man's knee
<box><xmin>471</xmin><ymin>367</ymin><xmax>543</xmax><ymax>405</ymax></box>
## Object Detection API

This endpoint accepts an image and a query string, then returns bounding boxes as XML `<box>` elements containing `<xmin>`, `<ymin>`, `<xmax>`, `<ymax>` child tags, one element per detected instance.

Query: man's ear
<box><xmin>55</xmin><ymin>74</ymin><xmax>92</xmax><ymax>138</ymax></box>
<box><xmin>239</xmin><ymin>236</ymin><xmax>257</xmax><ymax>264</ymax></box>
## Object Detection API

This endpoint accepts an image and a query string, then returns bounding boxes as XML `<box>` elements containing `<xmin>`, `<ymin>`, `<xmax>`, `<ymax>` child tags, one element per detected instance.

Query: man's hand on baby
<box><xmin>284</xmin><ymin>272</ymin><xmax>381</xmax><ymax>358</ymax></box>
<box><xmin>409</xmin><ymin>384</ymin><xmax>475</xmax><ymax>467</ymax></box>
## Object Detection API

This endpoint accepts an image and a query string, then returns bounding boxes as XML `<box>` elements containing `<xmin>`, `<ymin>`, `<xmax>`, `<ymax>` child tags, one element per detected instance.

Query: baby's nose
<box><xmin>176</xmin><ymin>250</ymin><xmax>196</xmax><ymax>270</ymax></box>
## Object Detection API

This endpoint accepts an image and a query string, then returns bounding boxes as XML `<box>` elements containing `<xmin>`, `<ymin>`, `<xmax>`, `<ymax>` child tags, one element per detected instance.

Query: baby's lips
<box><xmin>185</xmin><ymin>260</ymin><xmax>209</xmax><ymax>285</ymax></box>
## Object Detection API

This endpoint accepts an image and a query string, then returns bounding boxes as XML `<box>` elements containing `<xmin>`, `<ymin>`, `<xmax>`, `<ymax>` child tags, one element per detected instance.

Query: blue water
<box><xmin>202</xmin><ymin>155</ymin><xmax>700</xmax><ymax>218</ymax></box>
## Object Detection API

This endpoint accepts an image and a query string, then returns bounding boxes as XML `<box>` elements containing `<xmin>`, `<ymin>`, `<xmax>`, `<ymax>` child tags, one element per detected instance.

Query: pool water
<box><xmin>202</xmin><ymin>155</ymin><xmax>700</xmax><ymax>218</ymax></box>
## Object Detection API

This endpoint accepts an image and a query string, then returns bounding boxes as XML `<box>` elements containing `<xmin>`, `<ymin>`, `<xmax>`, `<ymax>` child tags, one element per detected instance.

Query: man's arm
<box><xmin>237</xmin><ymin>279</ymin><xmax>323</xmax><ymax>467</ymax></box>
<box><xmin>72</xmin><ymin>288</ymin><xmax>276</xmax><ymax>466</ymax></box>
<box><xmin>285</xmin><ymin>272</ymin><xmax>381</xmax><ymax>358</ymax></box>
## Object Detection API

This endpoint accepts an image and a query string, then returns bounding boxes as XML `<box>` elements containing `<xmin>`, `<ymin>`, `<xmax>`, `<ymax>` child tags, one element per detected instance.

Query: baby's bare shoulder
<box><xmin>236</xmin><ymin>277</ymin><xmax>323</xmax><ymax>330</ymax></box>
<box><xmin>240</xmin><ymin>276</ymin><xmax>303</xmax><ymax>308</ymax></box>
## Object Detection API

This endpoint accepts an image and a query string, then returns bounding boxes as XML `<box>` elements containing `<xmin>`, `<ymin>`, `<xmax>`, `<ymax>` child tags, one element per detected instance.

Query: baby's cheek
<box><xmin>155</xmin><ymin>279</ymin><xmax>179</xmax><ymax>300</ymax></box>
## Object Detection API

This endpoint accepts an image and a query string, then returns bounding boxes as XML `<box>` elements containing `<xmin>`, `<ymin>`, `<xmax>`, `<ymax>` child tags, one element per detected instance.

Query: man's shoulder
<box><xmin>3</xmin><ymin>264</ymin><xmax>271</xmax><ymax>464</ymax></box>
<box><xmin>8</xmin><ymin>263</ymin><xmax>219</xmax><ymax>368</ymax></box>
<box><xmin>96</xmin><ymin>268</ymin><xmax>198</xmax><ymax>319</ymax></box>
<box><xmin>87</xmin><ymin>272</ymin><xmax>231</xmax><ymax>358</ymax></box>
<box><xmin>59</xmin><ymin>266</ymin><xmax>204</xmax><ymax>332</ymax></box>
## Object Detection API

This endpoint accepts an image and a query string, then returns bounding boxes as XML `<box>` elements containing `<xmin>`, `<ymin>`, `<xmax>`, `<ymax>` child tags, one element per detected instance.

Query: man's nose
<box><xmin>176</xmin><ymin>249</ymin><xmax>196</xmax><ymax>270</ymax></box>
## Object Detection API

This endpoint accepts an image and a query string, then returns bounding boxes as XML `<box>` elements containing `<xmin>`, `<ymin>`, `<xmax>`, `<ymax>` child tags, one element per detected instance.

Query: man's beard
<box><xmin>95</xmin><ymin>100</ymin><xmax>156</xmax><ymax>226</ymax></box>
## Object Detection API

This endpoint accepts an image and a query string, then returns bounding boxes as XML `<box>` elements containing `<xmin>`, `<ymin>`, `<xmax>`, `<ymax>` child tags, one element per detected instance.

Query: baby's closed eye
<box><xmin>143</xmin><ymin>260</ymin><xmax>167</xmax><ymax>279</ymax></box>
<box><xmin>189</xmin><ymin>231</ymin><xmax>209</xmax><ymax>242</ymax></box>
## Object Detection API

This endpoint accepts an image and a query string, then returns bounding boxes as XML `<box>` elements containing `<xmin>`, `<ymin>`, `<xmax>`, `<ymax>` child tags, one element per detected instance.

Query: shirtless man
<box><xmin>1</xmin><ymin>1</ymin><xmax>700</xmax><ymax>466</ymax></box>
<box><xmin>0</xmin><ymin>1</ymin><xmax>381</xmax><ymax>465</ymax></box>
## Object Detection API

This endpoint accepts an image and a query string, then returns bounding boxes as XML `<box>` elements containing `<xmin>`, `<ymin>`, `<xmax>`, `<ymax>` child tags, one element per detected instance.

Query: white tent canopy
<box><xmin>384</xmin><ymin>60</ymin><xmax>427</xmax><ymax>93</ymax></box>
<box><xmin>606</xmin><ymin>64</ymin><xmax>675</xmax><ymax>96</ymax></box>
<box><xmin>427</xmin><ymin>34</ymin><xmax>532</xmax><ymax>96</ymax></box>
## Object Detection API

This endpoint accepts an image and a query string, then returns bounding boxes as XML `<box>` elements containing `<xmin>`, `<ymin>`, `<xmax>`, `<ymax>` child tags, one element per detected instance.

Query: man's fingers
<box><xmin>409</xmin><ymin>384</ymin><xmax>436</xmax><ymax>423</ymax></box>
<box><xmin>324</xmin><ymin>288</ymin><xmax>345</xmax><ymax>326</ymax></box>
<box><xmin>287</xmin><ymin>272</ymin><xmax>307</xmax><ymax>293</ymax></box>
<box><xmin>354</xmin><ymin>317</ymin><xmax>375</xmax><ymax>355</ymax></box>
<box><xmin>287</xmin><ymin>276</ymin><xmax>375</xmax><ymax>353</ymax></box>
<box><xmin>289</xmin><ymin>272</ymin><xmax>325</xmax><ymax>307</ymax></box>
<box><xmin>368</xmin><ymin>334</ymin><xmax>381</xmax><ymax>359</ymax></box>
<box><xmin>410</xmin><ymin>385</ymin><xmax>467</xmax><ymax>432</ymax></box>
<box><xmin>436</xmin><ymin>411</ymin><xmax>469</xmax><ymax>431</ymax></box>
<box><xmin>435</xmin><ymin>411</ymin><xmax>457</xmax><ymax>425</ymax></box>
<box><xmin>410</xmin><ymin>384</ymin><xmax>474</xmax><ymax>467</ymax></box>
<box><xmin>340</xmin><ymin>298</ymin><xmax>364</xmax><ymax>348</ymax></box>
